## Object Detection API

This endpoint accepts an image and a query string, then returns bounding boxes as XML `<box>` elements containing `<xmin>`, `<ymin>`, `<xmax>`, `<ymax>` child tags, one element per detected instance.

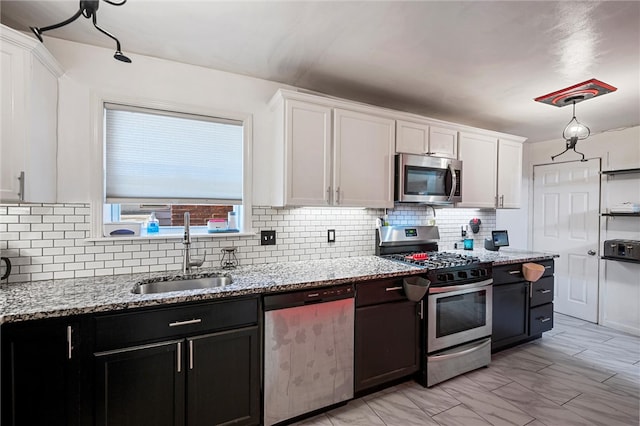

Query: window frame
<box><xmin>89</xmin><ymin>93</ymin><xmax>253</xmax><ymax>239</ymax></box>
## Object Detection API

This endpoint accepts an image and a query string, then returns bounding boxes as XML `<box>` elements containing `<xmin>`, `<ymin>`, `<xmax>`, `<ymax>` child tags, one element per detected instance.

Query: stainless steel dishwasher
<box><xmin>263</xmin><ymin>284</ymin><xmax>354</xmax><ymax>426</ymax></box>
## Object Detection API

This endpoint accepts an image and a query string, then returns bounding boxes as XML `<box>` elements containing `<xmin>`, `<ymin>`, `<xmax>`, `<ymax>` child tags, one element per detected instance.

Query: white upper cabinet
<box><xmin>458</xmin><ymin>132</ymin><xmax>499</xmax><ymax>208</ymax></box>
<box><xmin>1</xmin><ymin>24</ymin><xmax>63</xmax><ymax>203</ymax></box>
<box><xmin>269</xmin><ymin>90</ymin><xmax>395</xmax><ymax>208</ymax></box>
<box><xmin>396</xmin><ymin>120</ymin><xmax>457</xmax><ymax>158</ymax></box>
<box><xmin>334</xmin><ymin>109</ymin><xmax>395</xmax><ymax>208</ymax></box>
<box><xmin>458</xmin><ymin>132</ymin><xmax>524</xmax><ymax>209</ymax></box>
<box><xmin>497</xmin><ymin>139</ymin><xmax>523</xmax><ymax>208</ymax></box>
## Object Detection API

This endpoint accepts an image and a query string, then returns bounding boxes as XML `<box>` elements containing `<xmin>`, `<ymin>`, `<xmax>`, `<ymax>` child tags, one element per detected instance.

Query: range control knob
<box><xmin>458</xmin><ymin>271</ymin><xmax>468</xmax><ymax>279</ymax></box>
<box><xmin>446</xmin><ymin>273</ymin><xmax>455</xmax><ymax>281</ymax></box>
<box><xmin>437</xmin><ymin>273</ymin><xmax>447</xmax><ymax>281</ymax></box>
<box><xmin>470</xmin><ymin>269</ymin><xmax>479</xmax><ymax>277</ymax></box>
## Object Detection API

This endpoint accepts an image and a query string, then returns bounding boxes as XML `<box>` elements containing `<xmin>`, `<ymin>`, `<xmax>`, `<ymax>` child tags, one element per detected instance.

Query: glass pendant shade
<box><xmin>562</xmin><ymin>101</ymin><xmax>590</xmax><ymax>141</ymax></box>
<box><xmin>563</xmin><ymin>116</ymin><xmax>590</xmax><ymax>140</ymax></box>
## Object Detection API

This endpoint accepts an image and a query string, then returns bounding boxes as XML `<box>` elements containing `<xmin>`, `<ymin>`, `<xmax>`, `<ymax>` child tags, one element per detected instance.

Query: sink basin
<box><xmin>132</xmin><ymin>275</ymin><xmax>233</xmax><ymax>294</ymax></box>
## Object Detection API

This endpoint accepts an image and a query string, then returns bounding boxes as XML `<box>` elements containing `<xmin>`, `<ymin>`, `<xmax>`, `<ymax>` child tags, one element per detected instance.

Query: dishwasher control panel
<box><xmin>263</xmin><ymin>284</ymin><xmax>354</xmax><ymax>310</ymax></box>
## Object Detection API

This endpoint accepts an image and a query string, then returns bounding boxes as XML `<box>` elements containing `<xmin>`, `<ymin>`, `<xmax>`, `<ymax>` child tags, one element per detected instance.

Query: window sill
<box><xmin>87</xmin><ymin>230</ymin><xmax>256</xmax><ymax>243</ymax></box>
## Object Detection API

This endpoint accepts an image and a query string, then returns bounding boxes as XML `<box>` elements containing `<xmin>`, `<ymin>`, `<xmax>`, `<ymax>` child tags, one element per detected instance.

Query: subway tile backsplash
<box><xmin>0</xmin><ymin>204</ymin><xmax>495</xmax><ymax>283</ymax></box>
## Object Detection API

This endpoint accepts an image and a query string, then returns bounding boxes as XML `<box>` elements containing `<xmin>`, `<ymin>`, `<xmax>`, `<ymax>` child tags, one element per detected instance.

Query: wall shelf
<box><xmin>601</xmin><ymin>168</ymin><xmax>640</xmax><ymax>176</ymax></box>
<box><xmin>602</xmin><ymin>212</ymin><xmax>640</xmax><ymax>217</ymax></box>
<box><xmin>601</xmin><ymin>256</ymin><xmax>640</xmax><ymax>265</ymax></box>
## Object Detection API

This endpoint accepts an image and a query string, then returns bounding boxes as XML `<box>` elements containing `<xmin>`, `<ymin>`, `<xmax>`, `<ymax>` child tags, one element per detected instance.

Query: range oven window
<box><xmin>435</xmin><ymin>290</ymin><xmax>487</xmax><ymax>338</ymax></box>
<box><xmin>405</xmin><ymin>166</ymin><xmax>447</xmax><ymax>195</ymax></box>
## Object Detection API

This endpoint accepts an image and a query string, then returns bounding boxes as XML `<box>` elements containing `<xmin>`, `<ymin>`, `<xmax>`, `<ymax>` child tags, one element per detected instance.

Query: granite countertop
<box><xmin>0</xmin><ymin>250</ymin><xmax>558</xmax><ymax>324</ymax></box>
<box><xmin>0</xmin><ymin>256</ymin><xmax>423</xmax><ymax>324</ymax></box>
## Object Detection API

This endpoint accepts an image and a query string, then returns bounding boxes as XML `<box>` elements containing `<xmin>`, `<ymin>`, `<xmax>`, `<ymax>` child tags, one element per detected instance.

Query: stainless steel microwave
<box><xmin>395</xmin><ymin>154</ymin><xmax>462</xmax><ymax>204</ymax></box>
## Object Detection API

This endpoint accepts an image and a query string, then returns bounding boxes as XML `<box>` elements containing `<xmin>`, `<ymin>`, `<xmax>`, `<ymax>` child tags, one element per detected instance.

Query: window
<box><xmin>100</xmin><ymin>102</ymin><xmax>248</xmax><ymax>237</ymax></box>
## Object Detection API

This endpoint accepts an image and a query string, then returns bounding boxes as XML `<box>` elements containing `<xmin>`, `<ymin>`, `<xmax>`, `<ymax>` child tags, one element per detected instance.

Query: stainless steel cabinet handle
<box><xmin>545</xmin><ymin>266</ymin><xmax>552</xmax><ymax>269</ymax></box>
<box><xmin>538</xmin><ymin>289</ymin><xmax>551</xmax><ymax>294</ymax></box>
<box><xmin>500</xmin><ymin>194</ymin><xmax>504</xmax><ymax>207</ymax></box>
<box><xmin>508</xmin><ymin>270</ymin><xmax>522</xmax><ymax>275</ymax></box>
<box><xmin>18</xmin><ymin>171</ymin><xmax>25</xmax><ymax>201</ymax></box>
<box><xmin>587</xmin><ymin>250</ymin><xmax>596</xmax><ymax>256</ymax></box>
<box><xmin>67</xmin><ymin>325</ymin><xmax>73</xmax><ymax>360</ymax></box>
<box><xmin>189</xmin><ymin>340</ymin><xmax>194</xmax><ymax>370</ymax></box>
<box><xmin>326</xmin><ymin>187</ymin><xmax>331</xmax><ymax>204</ymax></box>
<box><xmin>177</xmin><ymin>342</ymin><xmax>182</xmax><ymax>373</ymax></box>
<box><xmin>169</xmin><ymin>318</ymin><xmax>202</xmax><ymax>327</ymax></box>
<box><xmin>495</xmin><ymin>195</ymin><xmax>499</xmax><ymax>208</ymax></box>
<box><xmin>385</xmin><ymin>286</ymin><xmax>403</xmax><ymax>292</ymax></box>
<box><xmin>539</xmin><ymin>317</ymin><xmax>552</xmax><ymax>323</ymax></box>
<box><xmin>335</xmin><ymin>187</ymin><xmax>340</xmax><ymax>204</ymax></box>
<box><xmin>448</xmin><ymin>163</ymin><xmax>456</xmax><ymax>202</ymax></box>
<box><xmin>419</xmin><ymin>300</ymin><xmax>424</xmax><ymax>319</ymax></box>
<box><xmin>529</xmin><ymin>282</ymin><xmax>532</xmax><ymax>299</ymax></box>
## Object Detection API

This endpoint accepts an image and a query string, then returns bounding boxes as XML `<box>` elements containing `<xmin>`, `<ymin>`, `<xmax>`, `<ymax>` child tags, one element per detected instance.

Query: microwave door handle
<box><xmin>447</xmin><ymin>163</ymin><xmax>456</xmax><ymax>201</ymax></box>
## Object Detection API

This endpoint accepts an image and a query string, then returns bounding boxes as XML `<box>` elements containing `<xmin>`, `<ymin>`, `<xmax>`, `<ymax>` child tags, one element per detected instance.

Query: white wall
<box><xmin>45</xmin><ymin>37</ymin><xmax>293</xmax><ymax>203</ymax></box>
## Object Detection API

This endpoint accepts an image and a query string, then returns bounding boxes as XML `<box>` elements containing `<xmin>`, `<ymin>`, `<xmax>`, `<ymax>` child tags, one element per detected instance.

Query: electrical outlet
<box><xmin>261</xmin><ymin>230</ymin><xmax>276</xmax><ymax>245</ymax></box>
<box><xmin>327</xmin><ymin>229</ymin><xmax>335</xmax><ymax>243</ymax></box>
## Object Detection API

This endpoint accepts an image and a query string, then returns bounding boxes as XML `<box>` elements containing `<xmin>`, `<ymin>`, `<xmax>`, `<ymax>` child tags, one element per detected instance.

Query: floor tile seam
<box><xmin>431</xmin><ymin>402</ymin><xmax>486</xmax><ymax>425</ymax></box>
<box><xmin>361</xmin><ymin>396</ymin><xmax>403</xmax><ymax>426</ymax></box>
<box><xmin>397</xmin><ymin>387</ymin><xmax>463</xmax><ymax>418</ymax></box>
<box><xmin>497</xmin><ymin>370</ymin><xmax>583</xmax><ymax>406</ymax></box>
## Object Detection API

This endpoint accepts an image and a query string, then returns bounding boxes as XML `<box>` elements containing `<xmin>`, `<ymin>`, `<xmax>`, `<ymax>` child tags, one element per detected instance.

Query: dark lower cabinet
<box><xmin>492</xmin><ymin>259</ymin><xmax>555</xmax><ymax>352</ymax></box>
<box><xmin>355</xmin><ymin>278</ymin><xmax>420</xmax><ymax>393</ymax></box>
<box><xmin>187</xmin><ymin>326</ymin><xmax>260</xmax><ymax>426</ymax></box>
<box><xmin>93</xmin><ymin>297</ymin><xmax>260</xmax><ymax>426</ymax></box>
<box><xmin>94</xmin><ymin>340</ymin><xmax>185</xmax><ymax>426</ymax></box>
<box><xmin>492</xmin><ymin>281</ymin><xmax>529</xmax><ymax>351</ymax></box>
<box><xmin>1</xmin><ymin>318</ymin><xmax>83</xmax><ymax>426</ymax></box>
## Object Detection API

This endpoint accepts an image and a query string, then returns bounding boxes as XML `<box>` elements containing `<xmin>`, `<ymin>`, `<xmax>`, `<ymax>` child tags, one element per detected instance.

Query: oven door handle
<box><xmin>429</xmin><ymin>278</ymin><xmax>493</xmax><ymax>294</ymax></box>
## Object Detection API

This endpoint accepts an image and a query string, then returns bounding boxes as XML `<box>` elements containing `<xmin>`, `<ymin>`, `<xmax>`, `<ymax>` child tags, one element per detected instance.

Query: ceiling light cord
<box><xmin>29</xmin><ymin>0</ymin><xmax>130</xmax><ymax>63</ymax></box>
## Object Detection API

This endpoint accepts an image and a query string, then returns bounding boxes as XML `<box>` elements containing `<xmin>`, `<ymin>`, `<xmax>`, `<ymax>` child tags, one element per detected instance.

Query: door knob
<box><xmin>587</xmin><ymin>250</ymin><xmax>596</xmax><ymax>256</ymax></box>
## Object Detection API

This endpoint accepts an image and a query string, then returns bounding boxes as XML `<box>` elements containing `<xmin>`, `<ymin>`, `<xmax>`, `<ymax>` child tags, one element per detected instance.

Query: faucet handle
<box><xmin>190</xmin><ymin>250</ymin><xmax>206</xmax><ymax>268</ymax></box>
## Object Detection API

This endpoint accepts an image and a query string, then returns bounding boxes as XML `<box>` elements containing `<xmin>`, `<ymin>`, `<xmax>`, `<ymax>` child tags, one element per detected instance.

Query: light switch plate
<box><xmin>327</xmin><ymin>229</ymin><xmax>335</xmax><ymax>243</ymax></box>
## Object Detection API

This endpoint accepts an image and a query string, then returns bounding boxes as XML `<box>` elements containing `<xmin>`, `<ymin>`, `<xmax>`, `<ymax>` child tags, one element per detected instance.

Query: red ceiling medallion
<box><xmin>534</xmin><ymin>78</ymin><xmax>617</xmax><ymax>107</ymax></box>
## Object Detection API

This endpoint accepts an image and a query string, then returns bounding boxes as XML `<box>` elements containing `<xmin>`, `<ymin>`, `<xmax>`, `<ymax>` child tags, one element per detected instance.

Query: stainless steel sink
<box><xmin>132</xmin><ymin>275</ymin><xmax>233</xmax><ymax>294</ymax></box>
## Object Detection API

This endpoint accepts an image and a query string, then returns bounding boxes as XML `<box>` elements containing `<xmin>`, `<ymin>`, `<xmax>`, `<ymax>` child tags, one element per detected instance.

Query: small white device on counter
<box><xmin>207</xmin><ymin>218</ymin><xmax>228</xmax><ymax>232</ymax></box>
<box><xmin>485</xmin><ymin>230</ymin><xmax>509</xmax><ymax>251</ymax></box>
<box><xmin>227</xmin><ymin>211</ymin><xmax>238</xmax><ymax>230</ymax></box>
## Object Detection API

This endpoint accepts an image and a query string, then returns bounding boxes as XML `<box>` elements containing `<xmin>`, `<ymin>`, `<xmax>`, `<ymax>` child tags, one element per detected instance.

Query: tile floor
<box><xmin>293</xmin><ymin>313</ymin><xmax>640</xmax><ymax>426</ymax></box>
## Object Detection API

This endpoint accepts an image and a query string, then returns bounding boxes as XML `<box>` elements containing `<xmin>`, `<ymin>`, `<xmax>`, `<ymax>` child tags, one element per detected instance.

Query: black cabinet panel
<box><xmin>492</xmin><ymin>281</ymin><xmax>529</xmax><ymax>351</ymax></box>
<box><xmin>530</xmin><ymin>276</ymin><xmax>554</xmax><ymax>308</ymax></box>
<box><xmin>493</xmin><ymin>259</ymin><xmax>554</xmax><ymax>285</ymax></box>
<box><xmin>187</xmin><ymin>326</ymin><xmax>260</xmax><ymax>426</ymax></box>
<box><xmin>1</xmin><ymin>318</ymin><xmax>81</xmax><ymax>426</ymax></box>
<box><xmin>356</xmin><ymin>278</ymin><xmax>407</xmax><ymax>307</ymax></box>
<box><xmin>530</xmin><ymin>304</ymin><xmax>554</xmax><ymax>336</ymax></box>
<box><xmin>94</xmin><ymin>340</ymin><xmax>185</xmax><ymax>426</ymax></box>
<box><xmin>95</xmin><ymin>298</ymin><xmax>258</xmax><ymax>351</ymax></box>
<box><xmin>355</xmin><ymin>299</ymin><xmax>419</xmax><ymax>392</ymax></box>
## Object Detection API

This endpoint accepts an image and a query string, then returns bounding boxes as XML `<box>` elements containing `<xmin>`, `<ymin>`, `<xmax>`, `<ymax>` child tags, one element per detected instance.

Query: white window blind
<box><xmin>104</xmin><ymin>103</ymin><xmax>243</xmax><ymax>204</ymax></box>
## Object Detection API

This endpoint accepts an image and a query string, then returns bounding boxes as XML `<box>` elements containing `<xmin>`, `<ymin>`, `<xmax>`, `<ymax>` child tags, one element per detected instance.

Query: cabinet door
<box><xmin>396</xmin><ymin>119</ymin><xmax>428</xmax><ymax>154</ymax></box>
<box><xmin>355</xmin><ymin>300</ymin><xmax>420</xmax><ymax>392</ymax></box>
<box><xmin>1</xmin><ymin>320</ymin><xmax>81</xmax><ymax>426</ymax></box>
<box><xmin>285</xmin><ymin>99</ymin><xmax>332</xmax><ymax>206</ymax></box>
<box><xmin>94</xmin><ymin>340</ymin><xmax>185</xmax><ymax>426</ymax></box>
<box><xmin>497</xmin><ymin>139</ymin><xmax>523</xmax><ymax>208</ymax></box>
<box><xmin>186</xmin><ymin>326</ymin><xmax>260</xmax><ymax>426</ymax></box>
<box><xmin>429</xmin><ymin>126</ymin><xmax>458</xmax><ymax>158</ymax></box>
<box><xmin>492</xmin><ymin>282</ymin><xmax>529</xmax><ymax>352</ymax></box>
<box><xmin>458</xmin><ymin>132</ymin><xmax>498</xmax><ymax>208</ymax></box>
<box><xmin>334</xmin><ymin>108</ymin><xmax>395</xmax><ymax>208</ymax></box>
<box><xmin>0</xmin><ymin>38</ymin><xmax>27</xmax><ymax>202</ymax></box>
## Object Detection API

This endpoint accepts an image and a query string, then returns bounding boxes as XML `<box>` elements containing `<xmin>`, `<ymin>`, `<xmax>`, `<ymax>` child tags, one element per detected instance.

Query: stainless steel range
<box><xmin>377</xmin><ymin>225</ymin><xmax>493</xmax><ymax>387</ymax></box>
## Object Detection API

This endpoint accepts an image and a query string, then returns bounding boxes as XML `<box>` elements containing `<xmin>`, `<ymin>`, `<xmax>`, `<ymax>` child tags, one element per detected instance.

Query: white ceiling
<box><xmin>2</xmin><ymin>1</ymin><xmax>639</xmax><ymax>142</ymax></box>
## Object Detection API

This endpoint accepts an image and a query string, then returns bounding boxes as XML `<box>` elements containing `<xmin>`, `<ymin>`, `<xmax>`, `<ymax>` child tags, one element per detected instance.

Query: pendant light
<box><xmin>30</xmin><ymin>0</ymin><xmax>131</xmax><ymax>63</ymax></box>
<box><xmin>534</xmin><ymin>78</ymin><xmax>617</xmax><ymax>162</ymax></box>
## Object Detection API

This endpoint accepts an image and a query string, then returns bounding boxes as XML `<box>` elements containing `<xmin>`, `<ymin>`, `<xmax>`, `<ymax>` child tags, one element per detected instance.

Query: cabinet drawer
<box><xmin>95</xmin><ymin>298</ymin><xmax>258</xmax><ymax>351</ymax></box>
<box><xmin>494</xmin><ymin>259</ymin><xmax>554</xmax><ymax>285</ymax></box>
<box><xmin>356</xmin><ymin>278</ymin><xmax>407</xmax><ymax>307</ymax></box>
<box><xmin>529</xmin><ymin>303</ymin><xmax>553</xmax><ymax>336</ymax></box>
<box><xmin>530</xmin><ymin>276</ymin><xmax>554</xmax><ymax>307</ymax></box>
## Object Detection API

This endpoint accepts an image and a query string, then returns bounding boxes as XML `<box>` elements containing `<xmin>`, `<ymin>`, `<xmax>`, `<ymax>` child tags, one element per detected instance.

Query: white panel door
<box><xmin>458</xmin><ymin>132</ymin><xmax>498</xmax><ymax>208</ymax></box>
<box><xmin>333</xmin><ymin>108</ymin><xmax>395</xmax><ymax>208</ymax></box>
<box><xmin>285</xmin><ymin>100</ymin><xmax>332</xmax><ymax>206</ymax></box>
<box><xmin>533</xmin><ymin>160</ymin><xmax>600</xmax><ymax>322</ymax></box>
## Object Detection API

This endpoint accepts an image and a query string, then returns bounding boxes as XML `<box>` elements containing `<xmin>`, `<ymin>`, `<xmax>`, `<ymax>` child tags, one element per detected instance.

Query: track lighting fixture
<box><xmin>30</xmin><ymin>0</ymin><xmax>131</xmax><ymax>63</ymax></box>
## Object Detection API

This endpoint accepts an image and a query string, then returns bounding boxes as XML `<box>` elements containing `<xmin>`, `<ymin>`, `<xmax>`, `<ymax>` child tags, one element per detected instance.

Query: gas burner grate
<box><xmin>385</xmin><ymin>251</ymin><xmax>481</xmax><ymax>269</ymax></box>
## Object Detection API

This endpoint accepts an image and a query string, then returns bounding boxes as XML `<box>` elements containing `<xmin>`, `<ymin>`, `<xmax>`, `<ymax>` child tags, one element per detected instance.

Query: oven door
<box><xmin>427</xmin><ymin>279</ymin><xmax>492</xmax><ymax>353</ymax></box>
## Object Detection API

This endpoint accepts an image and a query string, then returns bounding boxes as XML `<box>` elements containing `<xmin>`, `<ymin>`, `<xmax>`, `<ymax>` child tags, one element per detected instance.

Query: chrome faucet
<box><xmin>182</xmin><ymin>212</ymin><xmax>205</xmax><ymax>274</ymax></box>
